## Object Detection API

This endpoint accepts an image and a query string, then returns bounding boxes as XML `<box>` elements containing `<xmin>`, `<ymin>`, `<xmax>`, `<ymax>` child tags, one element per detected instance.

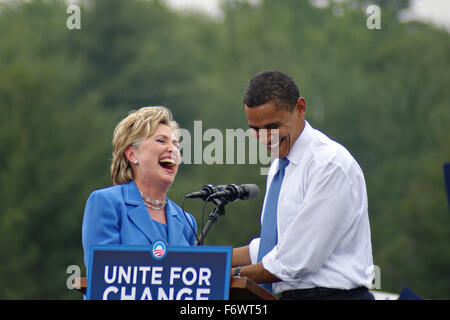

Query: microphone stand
<box><xmin>195</xmin><ymin>198</ymin><xmax>228</xmax><ymax>246</ymax></box>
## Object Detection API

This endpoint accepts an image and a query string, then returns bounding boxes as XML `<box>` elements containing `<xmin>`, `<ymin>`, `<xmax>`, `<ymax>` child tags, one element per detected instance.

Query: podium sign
<box><xmin>86</xmin><ymin>243</ymin><xmax>232</xmax><ymax>300</ymax></box>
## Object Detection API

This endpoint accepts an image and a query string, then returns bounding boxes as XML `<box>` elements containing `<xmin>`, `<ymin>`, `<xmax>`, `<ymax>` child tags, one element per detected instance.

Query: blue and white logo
<box><xmin>151</xmin><ymin>240</ymin><xmax>167</xmax><ymax>260</ymax></box>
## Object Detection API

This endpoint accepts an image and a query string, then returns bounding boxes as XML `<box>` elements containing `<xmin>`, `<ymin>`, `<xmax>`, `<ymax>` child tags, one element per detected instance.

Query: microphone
<box><xmin>208</xmin><ymin>184</ymin><xmax>259</xmax><ymax>202</ymax></box>
<box><xmin>185</xmin><ymin>184</ymin><xmax>227</xmax><ymax>200</ymax></box>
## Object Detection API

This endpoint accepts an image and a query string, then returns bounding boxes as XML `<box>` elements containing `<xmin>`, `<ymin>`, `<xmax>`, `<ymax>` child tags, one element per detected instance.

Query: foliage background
<box><xmin>0</xmin><ymin>0</ymin><xmax>449</xmax><ymax>299</ymax></box>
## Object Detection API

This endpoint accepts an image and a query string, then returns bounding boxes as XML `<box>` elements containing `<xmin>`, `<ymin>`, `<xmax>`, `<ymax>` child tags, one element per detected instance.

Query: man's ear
<box><xmin>295</xmin><ymin>97</ymin><xmax>306</xmax><ymax>114</ymax></box>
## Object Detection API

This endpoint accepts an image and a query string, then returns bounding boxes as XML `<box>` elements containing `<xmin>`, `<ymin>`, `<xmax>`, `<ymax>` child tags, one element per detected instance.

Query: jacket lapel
<box><xmin>166</xmin><ymin>199</ymin><xmax>185</xmax><ymax>245</ymax></box>
<box><xmin>124</xmin><ymin>181</ymin><xmax>160</xmax><ymax>244</ymax></box>
<box><xmin>124</xmin><ymin>181</ymin><xmax>187</xmax><ymax>245</ymax></box>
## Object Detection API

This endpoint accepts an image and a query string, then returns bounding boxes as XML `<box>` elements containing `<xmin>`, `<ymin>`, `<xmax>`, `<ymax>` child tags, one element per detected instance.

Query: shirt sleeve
<box><xmin>262</xmin><ymin>161</ymin><xmax>361</xmax><ymax>281</ymax></box>
<box><xmin>249</xmin><ymin>237</ymin><xmax>261</xmax><ymax>264</ymax></box>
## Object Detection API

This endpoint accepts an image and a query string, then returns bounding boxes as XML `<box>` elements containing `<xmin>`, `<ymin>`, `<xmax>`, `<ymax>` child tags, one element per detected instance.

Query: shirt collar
<box><xmin>286</xmin><ymin>120</ymin><xmax>313</xmax><ymax>166</ymax></box>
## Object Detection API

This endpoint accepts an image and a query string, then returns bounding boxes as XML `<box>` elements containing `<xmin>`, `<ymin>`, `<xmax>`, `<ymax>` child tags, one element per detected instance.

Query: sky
<box><xmin>401</xmin><ymin>0</ymin><xmax>450</xmax><ymax>31</ymax></box>
<box><xmin>0</xmin><ymin>0</ymin><xmax>447</xmax><ymax>31</ymax></box>
<box><xmin>165</xmin><ymin>0</ymin><xmax>450</xmax><ymax>32</ymax></box>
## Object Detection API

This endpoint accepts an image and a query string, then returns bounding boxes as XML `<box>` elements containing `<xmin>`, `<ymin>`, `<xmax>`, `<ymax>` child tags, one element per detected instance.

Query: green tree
<box><xmin>0</xmin><ymin>0</ymin><xmax>449</xmax><ymax>299</ymax></box>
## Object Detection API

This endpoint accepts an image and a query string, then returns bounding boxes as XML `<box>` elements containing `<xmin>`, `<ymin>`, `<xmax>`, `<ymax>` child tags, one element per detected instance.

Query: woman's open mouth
<box><xmin>158</xmin><ymin>158</ymin><xmax>176</xmax><ymax>173</ymax></box>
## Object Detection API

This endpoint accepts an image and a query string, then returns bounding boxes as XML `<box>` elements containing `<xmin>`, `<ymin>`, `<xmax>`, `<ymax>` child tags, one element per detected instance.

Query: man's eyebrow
<box><xmin>249</xmin><ymin>122</ymin><xmax>281</xmax><ymax>130</ymax></box>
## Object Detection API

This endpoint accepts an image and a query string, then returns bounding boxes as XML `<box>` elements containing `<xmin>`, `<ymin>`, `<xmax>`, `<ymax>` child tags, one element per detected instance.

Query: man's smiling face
<box><xmin>244</xmin><ymin>98</ymin><xmax>306</xmax><ymax>159</ymax></box>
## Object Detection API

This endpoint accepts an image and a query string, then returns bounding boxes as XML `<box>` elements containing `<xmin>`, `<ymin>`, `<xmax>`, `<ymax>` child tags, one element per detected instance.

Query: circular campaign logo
<box><xmin>151</xmin><ymin>240</ymin><xmax>167</xmax><ymax>260</ymax></box>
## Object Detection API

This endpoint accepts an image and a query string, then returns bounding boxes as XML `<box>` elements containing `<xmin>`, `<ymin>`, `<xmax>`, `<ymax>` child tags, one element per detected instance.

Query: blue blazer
<box><xmin>82</xmin><ymin>181</ymin><xmax>197</xmax><ymax>269</ymax></box>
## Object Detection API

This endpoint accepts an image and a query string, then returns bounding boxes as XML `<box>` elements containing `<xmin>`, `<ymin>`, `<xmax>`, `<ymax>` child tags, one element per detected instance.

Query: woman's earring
<box><xmin>134</xmin><ymin>160</ymin><xmax>139</xmax><ymax>166</ymax></box>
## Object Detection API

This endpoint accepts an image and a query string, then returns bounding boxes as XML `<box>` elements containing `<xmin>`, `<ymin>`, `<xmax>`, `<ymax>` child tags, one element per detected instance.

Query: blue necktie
<box><xmin>257</xmin><ymin>157</ymin><xmax>289</xmax><ymax>291</ymax></box>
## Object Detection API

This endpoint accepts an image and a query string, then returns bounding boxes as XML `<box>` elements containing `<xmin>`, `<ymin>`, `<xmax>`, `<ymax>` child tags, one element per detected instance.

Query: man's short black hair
<box><xmin>243</xmin><ymin>71</ymin><xmax>300</xmax><ymax>111</ymax></box>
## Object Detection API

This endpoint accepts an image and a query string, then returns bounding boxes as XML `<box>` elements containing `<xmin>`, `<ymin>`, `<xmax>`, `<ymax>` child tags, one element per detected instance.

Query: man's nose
<box><xmin>256</xmin><ymin>129</ymin><xmax>279</xmax><ymax>146</ymax></box>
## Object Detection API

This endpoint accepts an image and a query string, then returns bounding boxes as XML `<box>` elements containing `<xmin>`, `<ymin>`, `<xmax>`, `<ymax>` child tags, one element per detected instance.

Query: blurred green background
<box><xmin>0</xmin><ymin>0</ymin><xmax>449</xmax><ymax>299</ymax></box>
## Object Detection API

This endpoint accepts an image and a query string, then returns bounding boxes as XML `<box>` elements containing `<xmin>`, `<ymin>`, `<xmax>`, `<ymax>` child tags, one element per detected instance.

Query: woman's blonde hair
<box><xmin>111</xmin><ymin>106</ymin><xmax>179</xmax><ymax>185</ymax></box>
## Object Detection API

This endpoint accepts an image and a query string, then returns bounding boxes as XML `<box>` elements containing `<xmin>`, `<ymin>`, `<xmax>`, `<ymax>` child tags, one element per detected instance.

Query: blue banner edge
<box><xmin>86</xmin><ymin>244</ymin><xmax>232</xmax><ymax>300</ymax></box>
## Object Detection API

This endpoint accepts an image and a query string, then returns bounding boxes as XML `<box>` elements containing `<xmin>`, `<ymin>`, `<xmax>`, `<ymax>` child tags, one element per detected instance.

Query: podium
<box><xmin>73</xmin><ymin>277</ymin><xmax>278</xmax><ymax>300</ymax></box>
<box><xmin>228</xmin><ymin>277</ymin><xmax>278</xmax><ymax>300</ymax></box>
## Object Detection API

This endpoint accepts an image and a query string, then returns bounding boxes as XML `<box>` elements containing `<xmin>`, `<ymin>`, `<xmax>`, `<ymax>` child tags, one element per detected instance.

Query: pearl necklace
<box><xmin>139</xmin><ymin>190</ymin><xmax>166</xmax><ymax>210</ymax></box>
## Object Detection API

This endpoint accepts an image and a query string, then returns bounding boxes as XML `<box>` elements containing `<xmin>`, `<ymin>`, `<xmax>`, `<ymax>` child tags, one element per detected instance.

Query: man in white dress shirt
<box><xmin>231</xmin><ymin>71</ymin><xmax>375</xmax><ymax>300</ymax></box>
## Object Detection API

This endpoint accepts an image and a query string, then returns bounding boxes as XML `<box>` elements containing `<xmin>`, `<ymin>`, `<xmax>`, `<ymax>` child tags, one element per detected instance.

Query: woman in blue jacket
<box><xmin>82</xmin><ymin>106</ymin><xmax>197</xmax><ymax>270</ymax></box>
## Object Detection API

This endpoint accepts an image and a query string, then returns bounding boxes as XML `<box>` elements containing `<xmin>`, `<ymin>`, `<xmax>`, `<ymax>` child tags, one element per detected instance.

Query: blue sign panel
<box><xmin>86</xmin><ymin>243</ymin><xmax>232</xmax><ymax>300</ymax></box>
